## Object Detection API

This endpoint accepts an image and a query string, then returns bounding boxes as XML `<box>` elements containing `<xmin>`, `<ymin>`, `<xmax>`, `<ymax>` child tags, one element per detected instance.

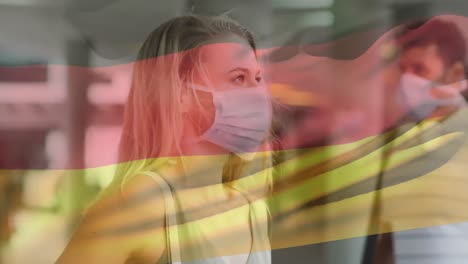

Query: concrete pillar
<box><xmin>61</xmin><ymin>39</ymin><xmax>91</xmax><ymax>223</ymax></box>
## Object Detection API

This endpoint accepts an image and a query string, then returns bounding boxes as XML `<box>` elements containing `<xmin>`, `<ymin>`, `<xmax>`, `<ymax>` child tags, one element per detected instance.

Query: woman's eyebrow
<box><xmin>227</xmin><ymin>67</ymin><xmax>261</xmax><ymax>75</ymax></box>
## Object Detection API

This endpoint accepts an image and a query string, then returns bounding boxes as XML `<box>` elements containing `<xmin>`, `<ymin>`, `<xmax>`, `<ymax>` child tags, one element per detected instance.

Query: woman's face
<box><xmin>184</xmin><ymin>36</ymin><xmax>264</xmax><ymax>131</ymax></box>
<box><xmin>192</xmin><ymin>36</ymin><xmax>263</xmax><ymax>90</ymax></box>
<box><xmin>181</xmin><ymin>36</ymin><xmax>267</xmax><ymax>154</ymax></box>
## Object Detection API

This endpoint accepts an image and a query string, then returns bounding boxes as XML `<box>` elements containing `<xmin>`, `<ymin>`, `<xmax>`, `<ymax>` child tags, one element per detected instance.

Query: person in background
<box><xmin>387</xmin><ymin>18</ymin><xmax>467</xmax><ymax>125</ymax></box>
<box><xmin>376</xmin><ymin>18</ymin><xmax>468</xmax><ymax>264</ymax></box>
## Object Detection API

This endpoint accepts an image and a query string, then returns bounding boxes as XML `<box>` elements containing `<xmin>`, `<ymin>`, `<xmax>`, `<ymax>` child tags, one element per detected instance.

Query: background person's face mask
<box><xmin>187</xmin><ymin>83</ymin><xmax>273</xmax><ymax>160</ymax></box>
<box><xmin>399</xmin><ymin>73</ymin><xmax>467</xmax><ymax>120</ymax></box>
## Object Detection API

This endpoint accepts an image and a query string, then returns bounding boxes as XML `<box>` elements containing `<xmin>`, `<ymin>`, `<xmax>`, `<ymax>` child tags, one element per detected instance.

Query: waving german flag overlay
<box><xmin>2</xmin><ymin>13</ymin><xmax>468</xmax><ymax>263</ymax></box>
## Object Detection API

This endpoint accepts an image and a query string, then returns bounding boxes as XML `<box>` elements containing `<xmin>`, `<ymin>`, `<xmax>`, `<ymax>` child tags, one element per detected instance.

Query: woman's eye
<box><xmin>234</xmin><ymin>75</ymin><xmax>245</xmax><ymax>83</ymax></box>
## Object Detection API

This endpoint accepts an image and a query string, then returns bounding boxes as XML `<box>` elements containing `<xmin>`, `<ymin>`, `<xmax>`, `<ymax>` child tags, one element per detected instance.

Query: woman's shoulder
<box><xmin>84</xmin><ymin>171</ymin><xmax>168</xmax><ymax>239</ymax></box>
<box><xmin>88</xmin><ymin>171</ymin><xmax>167</xmax><ymax>216</ymax></box>
<box><xmin>56</xmin><ymin>172</ymin><xmax>169</xmax><ymax>263</ymax></box>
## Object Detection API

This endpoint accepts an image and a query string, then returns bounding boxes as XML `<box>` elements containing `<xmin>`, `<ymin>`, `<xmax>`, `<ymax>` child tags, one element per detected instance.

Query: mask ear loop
<box><xmin>178</xmin><ymin>82</ymin><xmax>215</xmax><ymax>175</ymax></box>
<box><xmin>178</xmin><ymin>83</ymin><xmax>200</xmax><ymax>178</ymax></box>
<box><xmin>181</xmin><ymin>83</ymin><xmax>204</xmax><ymax>134</ymax></box>
<box><xmin>190</xmin><ymin>83</ymin><xmax>212</xmax><ymax>92</ymax></box>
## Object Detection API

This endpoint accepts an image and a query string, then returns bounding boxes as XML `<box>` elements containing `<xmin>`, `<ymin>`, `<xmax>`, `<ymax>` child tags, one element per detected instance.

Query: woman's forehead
<box><xmin>198</xmin><ymin>41</ymin><xmax>258</xmax><ymax>71</ymax></box>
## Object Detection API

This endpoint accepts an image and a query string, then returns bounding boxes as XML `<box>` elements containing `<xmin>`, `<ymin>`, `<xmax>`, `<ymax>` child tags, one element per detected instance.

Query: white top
<box><xmin>142</xmin><ymin>170</ymin><xmax>271</xmax><ymax>264</ymax></box>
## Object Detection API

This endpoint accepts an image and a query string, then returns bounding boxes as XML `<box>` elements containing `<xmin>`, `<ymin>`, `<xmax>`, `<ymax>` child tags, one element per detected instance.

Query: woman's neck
<box><xmin>177</xmin><ymin>154</ymin><xmax>229</xmax><ymax>188</ymax></box>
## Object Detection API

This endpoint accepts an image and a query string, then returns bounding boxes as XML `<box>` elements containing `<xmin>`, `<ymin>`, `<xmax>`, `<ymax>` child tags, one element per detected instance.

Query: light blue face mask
<box><xmin>399</xmin><ymin>73</ymin><xmax>467</xmax><ymax>120</ymax></box>
<box><xmin>188</xmin><ymin>83</ymin><xmax>273</xmax><ymax>160</ymax></box>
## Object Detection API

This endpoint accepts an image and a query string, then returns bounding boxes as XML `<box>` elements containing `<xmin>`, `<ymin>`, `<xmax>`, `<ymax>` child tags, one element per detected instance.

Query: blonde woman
<box><xmin>57</xmin><ymin>15</ymin><xmax>273</xmax><ymax>264</ymax></box>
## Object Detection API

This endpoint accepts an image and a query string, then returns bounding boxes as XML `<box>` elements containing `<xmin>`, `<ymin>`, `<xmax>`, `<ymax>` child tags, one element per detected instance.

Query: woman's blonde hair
<box><xmin>112</xmin><ymin>14</ymin><xmax>274</xmax><ymax>192</ymax></box>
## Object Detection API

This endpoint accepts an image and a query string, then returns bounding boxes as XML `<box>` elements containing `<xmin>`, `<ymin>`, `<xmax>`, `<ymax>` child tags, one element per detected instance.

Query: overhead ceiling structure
<box><xmin>0</xmin><ymin>0</ymin><xmax>63</xmax><ymax>7</ymax></box>
<box><xmin>0</xmin><ymin>0</ymin><xmax>184</xmax><ymax>64</ymax></box>
<box><xmin>64</xmin><ymin>0</ymin><xmax>185</xmax><ymax>60</ymax></box>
